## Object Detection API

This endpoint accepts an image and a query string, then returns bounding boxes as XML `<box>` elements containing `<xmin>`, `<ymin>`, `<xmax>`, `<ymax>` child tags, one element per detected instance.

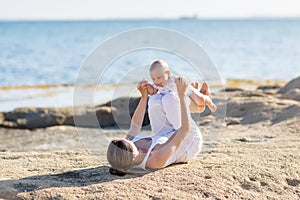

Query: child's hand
<box><xmin>137</xmin><ymin>79</ymin><xmax>149</xmax><ymax>97</ymax></box>
<box><xmin>146</xmin><ymin>84</ymin><xmax>158</xmax><ymax>95</ymax></box>
<box><xmin>175</xmin><ymin>77</ymin><xmax>188</xmax><ymax>96</ymax></box>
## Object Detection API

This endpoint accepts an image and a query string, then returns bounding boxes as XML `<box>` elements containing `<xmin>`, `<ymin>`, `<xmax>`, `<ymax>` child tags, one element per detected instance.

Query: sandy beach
<box><xmin>0</xmin><ymin>78</ymin><xmax>300</xmax><ymax>200</ymax></box>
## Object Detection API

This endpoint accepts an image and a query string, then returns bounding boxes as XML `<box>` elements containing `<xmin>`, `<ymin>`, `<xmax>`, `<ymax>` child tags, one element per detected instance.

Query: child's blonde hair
<box><xmin>150</xmin><ymin>60</ymin><xmax>170</xmax><ymax>72</ymax></box>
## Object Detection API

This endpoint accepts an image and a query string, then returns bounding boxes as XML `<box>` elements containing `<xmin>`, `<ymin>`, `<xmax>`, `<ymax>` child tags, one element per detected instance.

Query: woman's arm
<box><xmin>125</xmin><ymin>80</ymin><xmax>149</xmax><ymax>140</ymax></box>
<box><xmin>148</xmin><ymin>77</ymin><xmax>191</xmax><ymax>169</ymax></box>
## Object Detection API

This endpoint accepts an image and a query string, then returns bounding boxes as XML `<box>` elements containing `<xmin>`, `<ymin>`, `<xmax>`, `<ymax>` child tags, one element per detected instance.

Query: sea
<box><xmin>1</xmin><ymin>18</ymin><xmax>300</xmax><ymax>111</ymax></box>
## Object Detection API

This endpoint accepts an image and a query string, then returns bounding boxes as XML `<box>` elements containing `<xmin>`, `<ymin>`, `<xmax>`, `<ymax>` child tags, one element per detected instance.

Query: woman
<box><xmin>107</xmin><ymin>77</ymin><xmax>202</xmax><ymax>176</ymax></box>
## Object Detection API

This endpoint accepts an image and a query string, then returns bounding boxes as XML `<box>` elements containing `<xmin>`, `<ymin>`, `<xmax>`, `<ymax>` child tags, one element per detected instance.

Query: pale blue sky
<box><xmin>0</xmin><ymin>0</ymin><xmax>300</xmax><ymax>20</ymax></box>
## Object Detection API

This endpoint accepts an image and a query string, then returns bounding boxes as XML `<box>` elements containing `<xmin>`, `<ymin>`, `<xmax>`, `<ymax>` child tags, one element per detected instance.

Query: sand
<box><xmin>0</xmin><ymin>83</ymin><xmax>300</xmax><ymax>200</ymax></box>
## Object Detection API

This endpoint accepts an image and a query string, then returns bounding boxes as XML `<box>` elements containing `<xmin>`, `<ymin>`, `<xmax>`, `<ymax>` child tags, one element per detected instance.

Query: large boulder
<box><xmin>0</xmin><ymin>97</ymin><xmax>148</xmax><ymax>129</ymax></box>
<box><xmin>1</xmin><ymin>107</ymin><xmax>72</xmax><ymax>129</ymax></box>
<box><xmin>100</xmin><ymin>97</ymin><xmax>150</xmax><ymax>128</ymax></box>
<box><xmin>0</xmin><ymin>106</ymin><xmax>117</xmax><ymax>129</ymax></box>
<box><xmin>280</xmin><ymin>88</ymin><xmax>300</xmax><ymax>101</ymax></box>
<box><xmin>70</xmin><ymin>106</ymin><xmax>116</xmax><ymax>128</ymax></box>
<box><xmin>223</xmin><ymin>92</ymin><xmax>300</xmax><ymax>125</ymax></box>
<box><xmin>279</xmin><ymin>76</ymin><xmax>300</xmax><ymax>94</ymax></box>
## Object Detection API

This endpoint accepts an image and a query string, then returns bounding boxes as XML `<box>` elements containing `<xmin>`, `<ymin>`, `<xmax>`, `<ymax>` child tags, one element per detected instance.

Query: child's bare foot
<box><xmin>208</xmin><ymin>102</ymin><xmax>217</xmax><ymax>112</ymax></box>
<box><xmin>191</xmin><ymin>81</ymin><xmax>210</xmax><ymax>96</ymax></box>
<box><xmin>191</xmin><ymin>81</ymin><xmax>199</xmax><ymax>90</ymax></box>
<box><xmin>204</xmin><ymin>95</ymin><xmax>217</xmax><ymax>112</ymax></box>
<box><xmin>200</xmin><ymin>81</ymin><xmax>210</xmax><ymax>96</ymax></box>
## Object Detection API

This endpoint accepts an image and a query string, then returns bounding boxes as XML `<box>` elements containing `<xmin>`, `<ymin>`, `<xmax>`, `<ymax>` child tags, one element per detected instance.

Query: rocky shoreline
<box><xmin>0</xmin><ymin>76</ymin><xmax>299</xmax><ymax>200</ymax></box>
<box><xmin>1</xmin><ymin>77</ymin><xmax>299</xmax><ymax>130</ymax></box>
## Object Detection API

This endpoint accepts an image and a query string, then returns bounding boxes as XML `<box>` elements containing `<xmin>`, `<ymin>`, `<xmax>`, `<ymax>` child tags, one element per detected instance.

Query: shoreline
<box><xmin>0</xmin><ymin>78</ymin><xmax>288</xmax><ymax>89</ymax></box>
<box><xmin>0</xmin><ymin>76</ymin><xmax>299</xmax><ymax>199</ymax></box>
<box><xmin>0</xmin><ymin>78</ymin><xmax>288</xmax><ymax>112</ymax></box>
<box><xmin>0</xmin><ymin>83</ymin><xmax>140</xmax><ymax>112</ymax></box>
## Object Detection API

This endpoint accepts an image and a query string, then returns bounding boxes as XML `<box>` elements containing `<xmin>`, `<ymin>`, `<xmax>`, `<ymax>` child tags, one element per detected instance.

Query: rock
<box><xmin>0</xmin><ymin>106</ymin><xmax>115</xmax><ymax>129</ymax></box>
<box><xmin>225</xmin><ymin>117</ymin><xmax>242</xmax><ymax>126</ymax></box>
<box><xmin>278</xmin><ymin>76</ymin><xmax>300</xmax><ymax>101</ymax></box>
<box><xmin>96</xmin><ymin>106</ymin><xmax>116</xmax><ymax>127</ymax></box>
<box><xmin>71</xmin><ymin>106</ymin><xmax>116</xmax><ymax>128</ymax></box>
<box><xmin>100</xmin><ymin>97</ymin><xmax>150</xmax><ymax>128</ymax></box>
<box><xmin>223</xmin><ymin>95</ymin><xmax>300</xmax><ymax>124</ymax></box>
<box><xmin>0</xmin><ymin>113</ymin><xmax>3</xmax><ymax>125</ymax></box>
<box><xmin>257</xmin><ymin>85</ymin><xmax>281</xmax><ymax>94</ymax></box>
<box><xmin>221</xmin><ymin>87</ymin><xmax>244</xmax><ymax>92</ymax></box>
<box><xmin>257</xmin><ymin>85</ymin><xmax>281</xmax><ymax>90</ymax></box>
<box><xmin>1</xmin><ymin>88</ymin><xmax>299</xmax><ymax>129</ymax></box>
<box><xmin>279</xmin><ymin>76</ymin><xmax>300</xmax><ymax>94</ymax></box>
<box><xmin>1</xmin><ymin>107</ymin><xmax>72</xmax><ymax>129</ymax></box>
<box><xmin>234</xmin><ymin>91</ymin><xmax>267</xmax><ymax>98</ymax></box>
<box><xmin>281</xmin><ymin>88</ymin><xmax>300</xmax><ymax>101</ymax></box>
<box><xmin>271</xmin><ymin>104</ymin><xmax>300</xmax><ymax>124</ymax></box>
<box><xmin>225</xmin><ymin>97</ymin><xmax>272</xmax><ymax>124</ymax></box>
<box><xmin>236</xmin><ymin>135</ymin><xmax>275</xmax><ymax>143</ymax></box>
<box><xmin>0</xmin><ymin>97</ymin><xmax>149</xmax><ymax>129</ymax></box>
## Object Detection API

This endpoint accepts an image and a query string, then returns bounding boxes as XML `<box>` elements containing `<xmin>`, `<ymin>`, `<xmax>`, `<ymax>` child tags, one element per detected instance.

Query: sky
<box><xmin>0</xmin><ymin>0</ymin><xmax>300</xmax><ymax>20</ymax></box>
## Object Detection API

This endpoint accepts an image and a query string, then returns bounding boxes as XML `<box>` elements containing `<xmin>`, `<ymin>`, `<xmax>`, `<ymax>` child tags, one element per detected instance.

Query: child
<box><xmin>148</xmin><ymin>60</ymin><xmax>217</xmax><ymax>113</ymax></box>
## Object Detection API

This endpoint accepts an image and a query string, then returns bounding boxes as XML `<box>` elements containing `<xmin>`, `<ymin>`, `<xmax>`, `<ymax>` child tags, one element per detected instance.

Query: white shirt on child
<box><xmin>151</xmin><ymin>75</ymin><xmax>194</xmax><ymax>96</ymax></box>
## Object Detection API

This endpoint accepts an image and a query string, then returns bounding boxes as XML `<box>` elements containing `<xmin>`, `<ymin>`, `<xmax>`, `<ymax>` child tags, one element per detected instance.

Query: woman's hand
<box><xmin>175</xmin><ymin>77</ymin><xmax>188</xmax><ymax>96</ymax></box>
<box><xmin>137</xmin><ymin>79</ymin><xmax>149</xmax><ymax>97</ymax></box>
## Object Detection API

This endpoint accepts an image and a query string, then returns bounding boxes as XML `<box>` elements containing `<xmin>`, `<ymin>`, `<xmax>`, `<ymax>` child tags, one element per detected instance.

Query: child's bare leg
<box><xmin>190</xmin><ymin>98</ymin><xmax>205</xmax><ymax>113</ymax></box>
<box><xmin>190</xmin><ymin>81</ymin><xmax>217</xmax><ymax>112</ymax></box>
<box><xmin>203</xmin><ymin>95</ymin><xmax>217</xmax><ymax>112</ymax></box>
<box><xmin>193</xmin><ymin>92</ymin><xmax>217</xmax><ymax>112</ymax></box>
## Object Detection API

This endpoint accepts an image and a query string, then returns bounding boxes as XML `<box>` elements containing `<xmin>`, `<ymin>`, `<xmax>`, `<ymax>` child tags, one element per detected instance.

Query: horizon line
<box><xmin>1</xmin><ymin>16</ymin><xmax>300</xmax><ymax>22</ymax></box>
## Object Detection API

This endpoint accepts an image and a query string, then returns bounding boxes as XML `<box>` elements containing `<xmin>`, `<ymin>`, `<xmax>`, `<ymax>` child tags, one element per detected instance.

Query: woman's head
<box><xmin>107</xmin><ymin>138</ymin><xmax>138</xmax><ymax>176</ymax></box>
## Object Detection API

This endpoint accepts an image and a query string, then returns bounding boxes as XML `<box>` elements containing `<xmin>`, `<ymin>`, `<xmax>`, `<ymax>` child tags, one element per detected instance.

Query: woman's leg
<box><xmin>161</xmin><ymin>92</ymin><xmax>181</xmax><ymax>130</ymax></box>
<box><xmin>148</xmin><ymin>94</ymin><xmax>167</xmax><ymax>135</ymax></box>
<box><xmin>148</xmin><ymin>92</ymin><xmax>202</xmax><ymax>166</ymax></box>
<box><xmin>166</xmin><ymin>120</ymin><xmax>203</xmax><ymax>165</ymax></box>
<box><xmin>148</xmin><ymin>92</ymin><xmax>181</xmax><ymax>135</ymax></box>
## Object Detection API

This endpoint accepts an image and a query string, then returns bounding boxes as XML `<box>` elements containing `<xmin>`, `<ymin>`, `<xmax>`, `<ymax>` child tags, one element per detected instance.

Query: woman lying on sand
<box><xmin>107</xmin><ymin>77</ymin><xmax>202</xmax><ymax>176</ymax></box>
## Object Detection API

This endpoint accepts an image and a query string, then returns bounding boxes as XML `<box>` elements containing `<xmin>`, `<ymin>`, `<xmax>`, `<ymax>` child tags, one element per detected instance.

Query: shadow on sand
<box><xmin>0</xmin><ymin>165</ymin><xmax>150</xmax><ymax>199</ymax></box>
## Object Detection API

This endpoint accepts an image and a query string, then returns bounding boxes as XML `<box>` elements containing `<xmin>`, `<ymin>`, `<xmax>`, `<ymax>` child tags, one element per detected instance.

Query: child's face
<box><xmin>150</xmin><ymin>67</ymin><xmax>170</xmax><ymax>87</ymax></box>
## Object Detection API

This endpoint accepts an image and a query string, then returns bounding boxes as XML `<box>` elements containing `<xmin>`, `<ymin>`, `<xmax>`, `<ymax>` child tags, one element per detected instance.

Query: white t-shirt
<box><xmin>151</xmin><ymin>75</ymin><xmax>194</xmax><ymax>96</ymax></box>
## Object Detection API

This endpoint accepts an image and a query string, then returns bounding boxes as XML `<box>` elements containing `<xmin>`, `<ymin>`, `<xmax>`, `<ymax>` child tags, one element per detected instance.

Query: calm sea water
<box><xmin>1</xmin><ymin>19</ymin><xmax>300</xmax><ymax>87</ymax></box>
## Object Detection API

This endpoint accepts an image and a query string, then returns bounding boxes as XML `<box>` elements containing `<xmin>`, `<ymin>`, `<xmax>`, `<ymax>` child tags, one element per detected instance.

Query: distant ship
<box><xmin>179</xmin><ymin>14</ymin><xmax>198</xmax><ymax>20</ymax></box>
